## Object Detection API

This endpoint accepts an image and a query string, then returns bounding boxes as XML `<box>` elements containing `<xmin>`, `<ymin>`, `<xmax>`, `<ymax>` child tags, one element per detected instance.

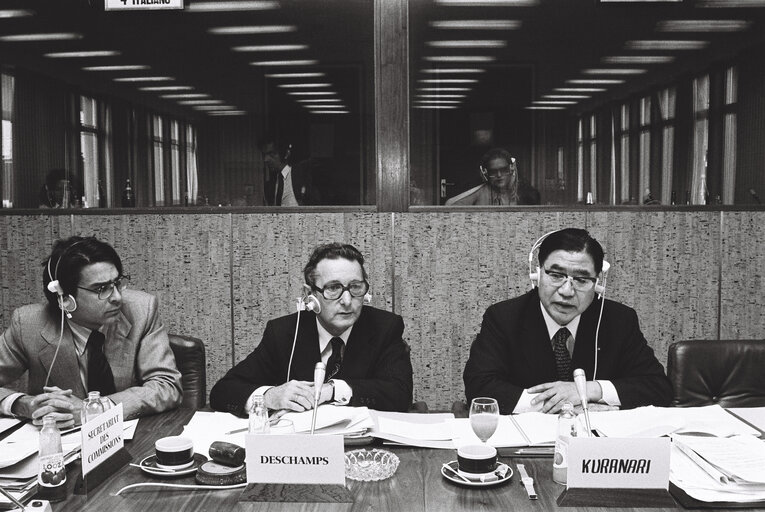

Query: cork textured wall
<box><xmin>0</xmin><ymin>210</ymin><xmax>761</xmax><ymax>410</ymax></box>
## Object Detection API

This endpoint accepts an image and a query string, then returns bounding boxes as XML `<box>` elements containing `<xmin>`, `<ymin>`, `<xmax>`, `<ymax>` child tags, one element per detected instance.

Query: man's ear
<box><xmin>302</xmin><ymin>283</ymin><xmax>312</xmax><ymax>296</ymax></box>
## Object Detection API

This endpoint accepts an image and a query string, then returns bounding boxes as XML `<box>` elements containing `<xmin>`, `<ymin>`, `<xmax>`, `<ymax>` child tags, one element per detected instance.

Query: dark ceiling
<box><xmin>2</xmin><ymin>0</ymin><xmax>765</xmax><ymax>119</ymax></box>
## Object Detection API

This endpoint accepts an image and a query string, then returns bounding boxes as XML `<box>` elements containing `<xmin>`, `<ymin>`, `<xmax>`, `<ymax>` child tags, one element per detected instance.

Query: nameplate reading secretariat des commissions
<box><xmin>567</xmin><ymin>437</ymin><xmax>670</xmax><ymax>490</ymax></box>
<box><xmin>245</xmin><ymin>434</ymin><xmax>345</xmax><ymax>485</ymax></box>
<box><xmin>80</xmin><ymin>403</ymin><xmax>124</xmax><ymax>477</ymax></box>
<box><xmin>105</xmin><ymin>0</ymin><xmax>183</xmax><ymax>11</ymax></box>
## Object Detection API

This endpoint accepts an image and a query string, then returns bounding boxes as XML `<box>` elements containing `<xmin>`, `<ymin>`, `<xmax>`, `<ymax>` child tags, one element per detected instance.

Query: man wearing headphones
<box><xmin>445</xmin><ymin>148</ymin><xmax>540</xmax><ymax>206</ymax></box>
<box><xmin>261</xmin><ymin>136</ymin><xmax>317</xmax><ymax>206</ymax></box>
<box><xmin>0</xmin><ymin>236</ymin><xmax>182</xmax><ymax>427</ymax></box>
<box><xmin>210</xmin><ymin>242</ymin><xmax>413</xmax><ymax>417</ymax></box>
<box><xmin>463</xmin><ymin>228</ymin><xmax>671</xmax><ymax>414</ymax></box>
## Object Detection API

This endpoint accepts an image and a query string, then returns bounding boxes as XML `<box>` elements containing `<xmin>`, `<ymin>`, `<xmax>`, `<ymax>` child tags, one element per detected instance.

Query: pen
<box><xmin>225</xmin><ymin>427</ymin><xmax>248</xmax><ymax>435</ymax></box>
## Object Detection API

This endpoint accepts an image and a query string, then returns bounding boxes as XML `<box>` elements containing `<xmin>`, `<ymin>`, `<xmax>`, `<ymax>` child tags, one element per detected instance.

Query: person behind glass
<box><xmin>463</xmin><ymin>228</ymin><xmax>672</xmax><ymax>414</ymax></box>
<box><xmin>38</xmin><ymin>169</ymin><xmax>79</xmax><ymax>209</ymax></box>
<box><xmin>210</xmin><ymin>242</ymin><xmax>413</xmax><ymax>417</ymax></box>
<box><xmin>445</xmin><ymin>148</ymin><xmax>540</xmax><ymax>206</ymax></box>
<box><xmin>261</xmin><ymin>137</ymin><xmax>316</xmax><ymax>206</ymax></box>
<box><xmin>0</xmin><ymin>236</ymin><xmax>182</xmax><ymax>427</ymax></box>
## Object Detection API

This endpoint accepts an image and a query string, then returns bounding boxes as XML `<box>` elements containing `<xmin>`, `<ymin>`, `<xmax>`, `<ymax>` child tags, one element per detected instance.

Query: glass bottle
<box><xmin>121</xmin><ymin>179</ymin><xmax>135</xmax><ymax>207</ymax></box>
<box><xmin>248</xmin><ymin>395</ymin><xmax>270</xmax><ymax>434</ymax></box>
<box><xmin>37</xmin><ymin>415</ymin><xmax>67</xmax><ymax>502</ymax></box>
<box><xmin>671</xmin><ymin>190</ymin><xmax>677</xmax><ymax>206</ymax></box>
<box><xmin>553</xmin><ymin>402</ymin><xmax>578</xmax><ymax>485</ymax></box>
<box><xmin>81</xmin><ymin>391</ymin><xmax>105</xmax><ymax>425</ymax></box>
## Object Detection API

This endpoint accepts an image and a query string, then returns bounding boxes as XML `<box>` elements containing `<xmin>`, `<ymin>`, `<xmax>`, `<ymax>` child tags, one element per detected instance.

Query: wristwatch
<box><xmin>516</xmin><ymin>463</ymin><xmax>538</xmax><ymax>500</ymax></box>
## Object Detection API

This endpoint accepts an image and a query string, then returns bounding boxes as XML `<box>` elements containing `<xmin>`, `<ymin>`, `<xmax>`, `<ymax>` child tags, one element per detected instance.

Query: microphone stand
<box><xmin>573</xmin><ymin>368</ymin><xmax>592</xmax><ymax>437</ymax></box>
<box><xmin>310</xmin><ymin>362</ymin><xmax>326</xmax><ymax>435</ymax></box>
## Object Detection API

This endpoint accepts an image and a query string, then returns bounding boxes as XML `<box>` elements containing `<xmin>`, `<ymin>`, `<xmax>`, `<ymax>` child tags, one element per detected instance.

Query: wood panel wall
<box><xmin>0</xmin><ymin>210</ymin><xmax>761</xmax><ymax>410</ymax></box>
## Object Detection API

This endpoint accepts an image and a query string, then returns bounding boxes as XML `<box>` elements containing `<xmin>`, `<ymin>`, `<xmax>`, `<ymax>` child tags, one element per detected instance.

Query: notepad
<box><xmin>449</xmin><ymin>412</ymin><xmax>558</xmax><ymax>448</ymax></box>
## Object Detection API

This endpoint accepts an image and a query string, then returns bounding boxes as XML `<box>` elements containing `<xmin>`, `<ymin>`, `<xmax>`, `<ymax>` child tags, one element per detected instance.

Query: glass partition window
<box><xmin>691</xmin><ymin>74</ymin><xmax>710</xmax><ymax>205</ymax></box>
<box><xmin>1</xmin><ymin>72</ymin><xmax>13</xmax><ymax>208</ymax></box>
<box><xmin>185</xmin><ymin>124</ymin><xmax>199</xmax><ymax>206</ymax></box>
<box><xmin>78</xmin><ymin>95</ymin><xmax>111</xmax><ymax>208</ymax></box>
<box><xmin>151</xmin><ymin>115</ymin><xmax>165</xmax><ymax>206</ymax></box>
<box><xmin>170</xmin><ymin>120</ymin><xmax>181</xmax><ymax>205</ymax></box>
<box><xmin>619</xmin><ymin>103</ymin><xmax>630</xmax><ymax>204</ymax></box>
<box><xmin>639</xmin><ymin>96</ymin><xmax>651</xmax><ymax>204</ymax></box>
<box><xmin>658</xmin><ymin>87</ymin><xmax>676</xmax><ymax>205</ymax></box>
<box><xmin>722</xmin><ymin>66</ymin><xmax>737</xmax><ymax>205</ymax></box>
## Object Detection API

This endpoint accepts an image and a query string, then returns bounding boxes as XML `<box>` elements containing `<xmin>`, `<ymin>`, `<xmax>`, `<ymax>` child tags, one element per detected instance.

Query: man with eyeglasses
<box><xmin>210</xmin><ymin>242</ymin><xmax>413</xmax><ymax>416</ymax></box>
<box><xmin>0</xmin><ymin>236</ymin><xmax>182</xmax><ymax>427</ymax></box>
<box><xmin>445</xmin><ymin>148</ymin><xmax>540</xmax><ymax>206</ymax></box>
<box><xmin>464</xmin><ymin>228</ymin><xmax>671</xmax><ymax>414</ymax></box>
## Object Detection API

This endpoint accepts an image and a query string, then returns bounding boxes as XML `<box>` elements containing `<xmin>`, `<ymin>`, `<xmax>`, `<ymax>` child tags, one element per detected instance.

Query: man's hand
<box><xmin>12</xmin><ymin>386</ymin><xmax>83</xmax><ymax>429</ymax></box>
<box><xmin>264</xmin><ymin>380</ymin><xmax>316</xmax><ymax>412</ymax></box>
<box><xmin>528</xmin><ymin>380</ymin><xmax>604</xmax><ymax>414</ymax></box>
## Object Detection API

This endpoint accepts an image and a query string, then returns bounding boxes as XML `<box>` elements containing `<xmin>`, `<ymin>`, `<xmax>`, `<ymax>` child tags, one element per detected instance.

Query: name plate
<box><xmin>80</xmin><ymin>403</ymin><xmax>124</xmax><ymax>476</ymax></box>
<box><xmin>105</xmin><ymin>0</ymin><xmax>184</xmax><ymax>11</ymax></box>
<box><xmin>245</xmin><ymin>434</ymin><xmax>345</xmax><ymax>485</ymax></box>
<box><xmin>567</xmin><ymin>437</ymin><xmax>670</xmax><ymax>489</ymax></box>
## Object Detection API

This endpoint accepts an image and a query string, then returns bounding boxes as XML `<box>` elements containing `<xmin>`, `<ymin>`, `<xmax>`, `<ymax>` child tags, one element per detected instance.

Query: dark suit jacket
<box><xmin>263</xmin><ymin>160</ymin><xmax>316</xmax><ymax>206</ymax></box>
<box><xmin>210</xmin><ymin>306</ymin><xmax>413</xmax><ymax>416</ymax></box>
<box><xmin>0</xmin><ymin>290</ymin><xmax>182</xmax><ymax>419</ymax></box>
<box><xmin>463</xmin><ymin>290</ymin><xmax>672</xmax><ymax>414</ymax></box>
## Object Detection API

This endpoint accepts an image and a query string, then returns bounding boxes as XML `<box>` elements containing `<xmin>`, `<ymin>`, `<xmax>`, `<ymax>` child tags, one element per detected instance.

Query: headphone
<box><xmin>46</xmin><ymin>243</ymin><xmax>84</xmax><ymax>318</ymax></box>
<box><xmin>479</xmin><ymin>156</ymin><xmax>517</xmax><ymax>183</ymax></box>
<box><xmin>528</xmin><ymin>230</ymin><xmax>610</xmax><ymax>299</ymax></box>
<box><xmin>287</xmin><ymin>287</ymin><xmax>371</xmax><ymax>382</ymax></box>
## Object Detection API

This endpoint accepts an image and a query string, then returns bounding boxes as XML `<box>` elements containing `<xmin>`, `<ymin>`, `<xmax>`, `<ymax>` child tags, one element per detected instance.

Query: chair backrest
<box><xmin>168</xmin><ymin>333</ymin><xmax>207</xmax><ymax>409</ymax></box>
<box><xmin>667</xmin><ymin>340</ymin><xmax>765</xmax><ymax>408</ymax></box>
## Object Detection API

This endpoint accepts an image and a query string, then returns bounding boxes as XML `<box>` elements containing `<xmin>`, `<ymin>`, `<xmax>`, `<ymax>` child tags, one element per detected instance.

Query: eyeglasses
<box><xmin>312</xmin><ymin>280</ymin><xmax>369</xmax><ymax>300</ymax></box>
<box><xmin>543</xmin><ymin>268</ymin><xmax>596</xmax><ymax>291</ymax></box>
<box><xmin>77</xmin><ymin>275</ymin><xmax>130</xmax><ymax>300</ymax></box>
<box><xmin>486</xmin><ymin>163</ymin><xmax>517</xmax><ymax>178</ymax></box>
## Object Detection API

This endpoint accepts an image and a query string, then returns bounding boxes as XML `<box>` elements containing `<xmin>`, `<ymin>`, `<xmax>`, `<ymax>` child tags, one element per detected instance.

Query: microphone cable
<box><xmin>286</xmin><ymin>300</ymin><xmax>303</xmax><ymax>382</ymax></box>
<box><xmin>43</xmin><ymin>307</ymin><xmax>67</xmax><ymax>388</ymax></box>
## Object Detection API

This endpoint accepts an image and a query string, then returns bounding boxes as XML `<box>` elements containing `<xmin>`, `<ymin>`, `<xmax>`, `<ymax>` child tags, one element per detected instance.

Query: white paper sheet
<box><xmin>673</xmin><ymin>435</ymin><xmax>765</xmax><ymax>484</ymax></box>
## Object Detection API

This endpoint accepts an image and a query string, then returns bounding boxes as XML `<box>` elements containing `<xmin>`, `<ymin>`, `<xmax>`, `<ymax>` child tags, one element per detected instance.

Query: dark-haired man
<box><xmin>0</xmin><ymin>236</ymin><xmax>182</xmax><ymax>427</ymax></box>
<box><xmin>464</xmin><ymin>228</ymin><xmax>671</xmax><ymax>414</ymax></box>
<box><xmin>210</xmin><ymin>242</ymin><xmax>413</xmax><ymax>416</ymax></box>
<box><xmin>261</xmin><ymin>137</ymin><xmax>317</xmax><ymax>206</ymax></box>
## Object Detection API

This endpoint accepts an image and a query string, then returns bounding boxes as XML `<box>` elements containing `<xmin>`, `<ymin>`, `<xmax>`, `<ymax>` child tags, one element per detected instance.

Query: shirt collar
<box><xmin>280</xmin><ymin>164</ymin><xmax>292</xmax><ymax>178</ymax></box>
<box><xmin>66</xmin><ymin>318</ymin><xmax>93</xmax><ymax>356</ymax></box>
<box><xmin>539</xmin><ymin>301</ymin><xmax>581</xmax><ymax>340</ymax></box>
<box><xmin>316</xmin><ymin>317</ymin><xmax>353</xmax><ymax>354</ymax></box>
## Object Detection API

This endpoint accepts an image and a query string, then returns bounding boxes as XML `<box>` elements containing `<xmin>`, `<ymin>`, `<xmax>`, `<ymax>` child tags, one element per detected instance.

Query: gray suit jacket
<box><xmin>0</xmin><ymin>290</ymin><xmax>182</xmax><ymax>419</ymax></box>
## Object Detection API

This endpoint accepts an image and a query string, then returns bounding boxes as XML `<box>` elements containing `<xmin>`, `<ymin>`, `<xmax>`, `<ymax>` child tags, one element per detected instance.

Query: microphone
<box><xmin>750</xmin><ymin>188</ymin><xmax>761</xmax><ymax>204</ymax></box>
<box><xmin>573</xmin><ymin>368</ymin><xmax>592</xmax><ymax>437</ymax></box>
<box><xmin>310</xmin><ymin>362</ymin><xmax>326</xmax><ymax>435</ymax></box>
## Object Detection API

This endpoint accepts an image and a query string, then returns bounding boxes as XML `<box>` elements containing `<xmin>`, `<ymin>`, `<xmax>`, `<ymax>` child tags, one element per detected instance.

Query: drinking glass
<box><xmin>469</xmin><ymin>397</ymin><xmax>499</xmax><ymax>443</ymax></box>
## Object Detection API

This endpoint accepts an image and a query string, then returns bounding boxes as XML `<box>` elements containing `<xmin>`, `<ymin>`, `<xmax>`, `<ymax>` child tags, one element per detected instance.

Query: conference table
<box><xmin>44</xmin><ymin>407</ymin><xmax>761</xmax><ymax>512</ymax></box>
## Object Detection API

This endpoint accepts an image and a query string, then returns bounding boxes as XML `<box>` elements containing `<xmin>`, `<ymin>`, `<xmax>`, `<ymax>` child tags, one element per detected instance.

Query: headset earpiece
<box><xmin>47</xmin><ymin>279</ymin><xmax>63</xmax><ymax>295</ymax></box>
<box><xmin>594</xmin><ymin>260</ymin><xmax>610</xmax><ymax>299</ymax></box>
<box><xmin>59</xmin><ymin>295</ymin><xmax>77</xmax><ymax>318</ymax></box>
<box><xmin>529</xmin><ymin>267</ymin><xmax>540</xmax><ymax>289</ymax></box>
<box><xmin>479</xmin><ymin>165</ymin><xmax>489</xmax><ymax>183</ymax></box>
<box><xmin>363</xmin><ymin>292</ymin><xmax>372</xmax><ymax>305</ymax></box>
<box><xmin>303</xmin><ymin>294</ymin><xmax>321</xmax><ymax>314</ymax></box>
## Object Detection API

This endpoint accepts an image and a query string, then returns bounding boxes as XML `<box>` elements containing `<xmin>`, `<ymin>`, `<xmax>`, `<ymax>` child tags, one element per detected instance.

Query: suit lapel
<box><xmin>342</xmin><ymin>309</ymin><xmax>371</xmax><ymax>377</ymax></box>
<box><xmin>39</xmin><ymin>318</ymin><xmax>85</xmax><ymax>396</ymax></box>
<box><xmin>293</xmin><ymin>313</ymin><xmax>321</xmax><ymax>381</ymax></box>
<box><xmin>571</xmin><ymin>299</ymin><xmax>599</xmax><ymax>377</ymax></box>
<box><xmin>104</xmin><ymin>311</ymin><xmax>135</xmax><ymax>391</ymax></box>
<box><xmin>520</xmin><ymin>292</ymin><xmax>557</xmax><ymax>382</ymax></box>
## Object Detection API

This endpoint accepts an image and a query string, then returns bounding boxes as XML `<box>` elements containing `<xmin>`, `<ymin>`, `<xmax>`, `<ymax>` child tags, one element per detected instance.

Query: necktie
<box><xmin>87</xmin><ymin>330</ymin><xmax>116</xmax><ymax>395</ymax></box>
<box><xmin>552</xmin><ymin>327</ymin><xmax>572</xmax><ymax>382</ymax></box>
<box><xmin>325</xmin><ymin>337</ymin><xmax>344</xmax><ymax>382</ymax></box>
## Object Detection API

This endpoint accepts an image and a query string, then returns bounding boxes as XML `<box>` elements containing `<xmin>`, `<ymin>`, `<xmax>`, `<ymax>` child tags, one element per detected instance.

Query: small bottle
<box><xmin>61</xmin><ymin>180</ymin><xmax>71</xmax><ymax>208</ymax></box>
<box><xmin>81</xmin><ymin>391</ymin><xmax>105</xmax><ymax>425</ymax></box>
<box><xmin>585</xmin><ymin>192</ymin><xmax>594</xmax><ymax>205</ymax></box>
<box><xmin>671</xmin><ymin>190</ymin><xmax>677</xmax><ymax>206</ymax></box>
<box><xmin>38</xmin><ymin>416</ymin><xmax>67</xmax><ymax>502</ymax></box>
<box><xmin>685</xmin><ymin>190</ymin><xmax>691</xmax><ymax>205</ymax></box>
<box><xmin>121</xmin><ymin>179</ymin><xmax>135</xmax><ymax>207</ymax></box>
<box><xmin>553</xmin><ymin>402</ymin><xmax>578</xmax><ymax>485</ymax></box>
<box><xmin>248</xmin><ymin>395</ymin><xmax>270</xmax><ymax>434</ymax></box>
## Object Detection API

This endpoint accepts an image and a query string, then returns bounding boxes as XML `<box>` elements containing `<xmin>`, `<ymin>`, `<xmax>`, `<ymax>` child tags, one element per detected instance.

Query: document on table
<box><xmin>449</xmin><ymin>412</ymin><xmax>557</xmax><ymax>448</ymax></box>
<box><xmin>371</xmin><ymin>411</ymin><xmax>455</xmax><ymax>449</ymax></box>
<box><xmin>728</xmin><ymin>407</ymin><xmax>765</xmax><ymax>434</ymax></box>
<box><xmin>0</xmin><ymin>418</ymin><xmax>22</xmax><ymax>436</ymax></box>
<box><xmin>0</xmin><ymin>423</ymin><xmax>82</xmax><ymax>470</ymax></box>
<box><xmin>673</xmin><ymin>435</ymin><xmax>765</xmax><ymax>484</ymax></box>
<box><xmin>590</xmin><ymin>405</ymin><xmax>759</xmax><ymax>438</ymax></box>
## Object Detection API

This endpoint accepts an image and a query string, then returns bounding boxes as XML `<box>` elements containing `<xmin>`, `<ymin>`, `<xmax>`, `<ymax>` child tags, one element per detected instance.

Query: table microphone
<box><xmin>573</xmin><ymin>368</ymin><xmax>592</xmax><ymax>437</ymax></box>
<box><xmin>310</xmin><ymin>362</ymin><xmax>326</xmax><ymax>435</ymax></box>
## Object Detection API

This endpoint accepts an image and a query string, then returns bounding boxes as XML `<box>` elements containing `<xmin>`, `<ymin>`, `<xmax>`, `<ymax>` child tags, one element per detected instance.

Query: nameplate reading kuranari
<box><xmin>245</xmin><ymin>434</ymin><xmax>345</xmax><ymax>485</ymax></box>
<box><xmin>80</xmin><ymin>403</ymin><xmax>124</xmax><ymax>476</ymax></box>
<box><xmin>567</xmin><ymin>437</ymin><xmax>670</xmax><ymax>489</ymax></box>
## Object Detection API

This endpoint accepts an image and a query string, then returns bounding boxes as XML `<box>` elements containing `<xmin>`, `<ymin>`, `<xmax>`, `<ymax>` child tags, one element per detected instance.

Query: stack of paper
<box><xmin>371</xmin><ymin>411</ymin><xmax>455</xmax><ymax>449</ymax></box>
<box><xmin>182</xmin><ymin>406</ymin><xmax>375</xmax><ymax>458</ymax></box>
<box><xmin>671</xmin><ymin>435</ymin><xmax>765</xmax><ymax>503</ymax></box>
<box><xmin>590</xmin><ymin>405</ymin><xmax>759</xmax><ymax>438</ymax></box>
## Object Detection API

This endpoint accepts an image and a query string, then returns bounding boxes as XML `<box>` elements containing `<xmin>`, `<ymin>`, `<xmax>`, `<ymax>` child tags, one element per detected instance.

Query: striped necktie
<box><xmin>325</xmin><ymin>337</ymin><xmax>344</xmax><ymax>382</ymax></box>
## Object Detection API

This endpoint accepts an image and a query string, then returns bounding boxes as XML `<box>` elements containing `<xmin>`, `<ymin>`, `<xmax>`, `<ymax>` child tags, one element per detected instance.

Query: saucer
<box><xmin>138</xmin><ymin>453</ymin><xmax>207</xmax><ymax>477</ymax></box>
<box><xmin>441</xmin><ymin>460</ymin><xmax>512</xmax><ymax>487</ymax></box>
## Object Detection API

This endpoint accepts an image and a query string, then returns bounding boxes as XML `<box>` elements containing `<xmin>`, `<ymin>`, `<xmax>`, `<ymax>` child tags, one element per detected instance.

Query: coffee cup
<box><xmin>457</xmin><ymin>444</ymin><xmax>497</xmax><ymax>477</ymax></box>
<box><xmin>155</xmin><ymin>436</ymin><xmax>194</xmax><ymax>469</ymax></box>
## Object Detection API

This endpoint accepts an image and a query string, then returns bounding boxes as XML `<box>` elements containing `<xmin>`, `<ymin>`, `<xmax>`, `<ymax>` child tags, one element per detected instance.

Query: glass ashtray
<box><xmin>344</xmin><ymin>448</ymin><xmax>400</xmax><ymax>481</ymax></box>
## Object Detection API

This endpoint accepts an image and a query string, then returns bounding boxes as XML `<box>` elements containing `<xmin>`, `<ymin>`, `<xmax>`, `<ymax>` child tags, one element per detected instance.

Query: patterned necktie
<box><xmin>552</xmin><ymin>327</ymin><xmax>572</xmax><ymax>382</ymax></box>
<box><xmin>87</xmin><ymin>330</ymin><xmax>116</xmax><ymax>395</ymax></box>
<box><xmin>325</xmin><ymin>337</ymin><xmax>344</xmax><ymax>382</ymax></box>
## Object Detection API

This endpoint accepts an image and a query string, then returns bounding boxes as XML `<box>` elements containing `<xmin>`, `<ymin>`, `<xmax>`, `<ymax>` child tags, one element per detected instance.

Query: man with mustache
<box><xmin>464</xmin><ymin>228</ymin><xmax>671</xmax><ymax>414</ymax></box>
<box><xmin>0</xmin><ymin>236</ymin><xmax>182</xmax><ymax>427</ymax></box>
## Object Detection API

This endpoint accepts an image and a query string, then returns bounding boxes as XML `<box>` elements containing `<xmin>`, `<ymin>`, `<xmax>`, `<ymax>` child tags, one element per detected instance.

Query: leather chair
<box><xmin>168</xmin><ymin>333</ymin><xmax>207</xmax><ymax>409</ymax></box>
<box><xmin>667</xmin><ymin>339</ymin><xmax>765</xmax><ymax>407</ymax></box>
